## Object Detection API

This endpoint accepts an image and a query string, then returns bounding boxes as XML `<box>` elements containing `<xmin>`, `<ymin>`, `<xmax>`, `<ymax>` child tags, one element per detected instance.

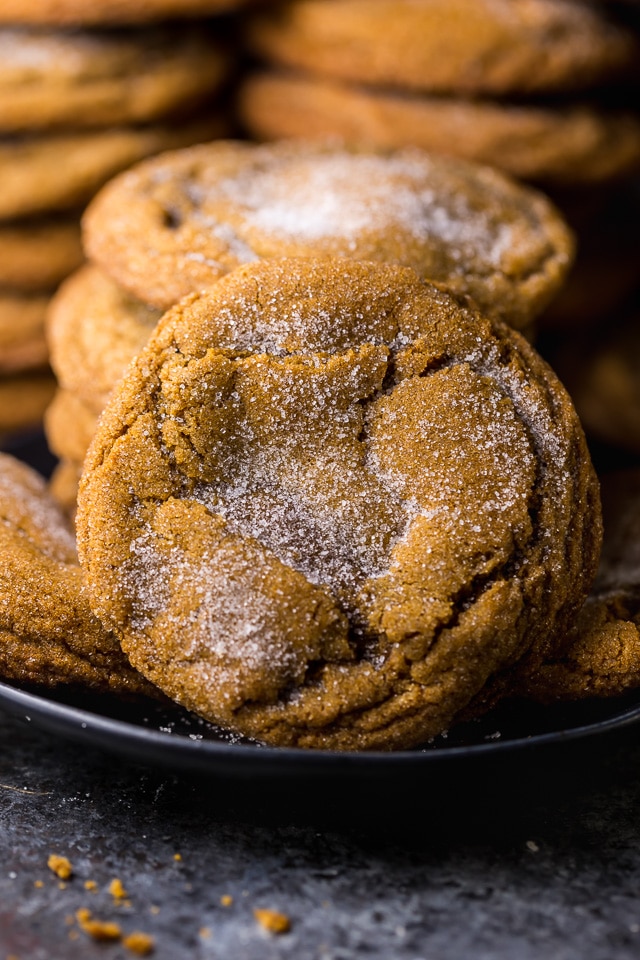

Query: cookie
<box><xmin>48</xmin><ymin>457</ymin><xmax>82</xmax><ymax>516</ymax></box>
<box><xmin>0</xmin><ymin>367</ymin><xmax>56</xmax><ymax>436</ymax></box>
<box><xmin>83</xmin><ymin>139</ymin><xmax>574</xmax><ymax>331</ymax></box>
<box><xmin>239</xmin><ymin>72</ymin><xmax>640</xmax><ymax>186</ymax></box>
<box><xmin>0</xmin><ymin>451</ymin><xmax>157</xmax><ymax>696</ymax></box>
<box><xmin>47</xmin><ymin>264</ymin><xmax>162</xmax><ymax>414</ymax></box>
<box><xmin>0</xmin><ymin>292</ymin><xmax>49</xmax><ymax>373</ymax></box>
<box><xmin>0</xmin><ymin>25</ymin><xmax>227</xmax><ymax>131</ymax></box>
<box><xmin>76</xmin><ymin>257</ymin><xmax>601</xmax><ymax>750</ymax></box>
<box><xmin>0</xmin><ymin>0</ymin><xmax>253</xmax><ymax>24</ymax></box>
<box><xmin>247</xmin><ymin>0</ymin><xmax>638</xmax><ymax>95</ymax></box>
<box><xmin>518</xmin><ymin>470</ymin><xmax>640</xmax><ymax>703</ymax></box>
<box><xmin>44</xmin><ymin>388</ymin><xmax>99</xmax><ymax>464</ymax></box>
<box><xmin>0</xmin><ymin>116</ymin><xmax>226</xmax><ymax>220</ymax></box>
<box><xmin>0</xmin><ymin>215</ymin><xmax>83</xmax><ymax>291</ymax></box>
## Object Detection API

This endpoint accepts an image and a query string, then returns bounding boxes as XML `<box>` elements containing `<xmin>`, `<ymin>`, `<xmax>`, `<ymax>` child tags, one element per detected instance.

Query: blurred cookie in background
<box><xmin>239</xmin><ymin>0</ymin><xmax>640</xmax><ymax>187</ymax></box>
<box><xmin>0</xmin><ymin>16</ymin><xmax>234</xmax><ymax>441</ymax></box>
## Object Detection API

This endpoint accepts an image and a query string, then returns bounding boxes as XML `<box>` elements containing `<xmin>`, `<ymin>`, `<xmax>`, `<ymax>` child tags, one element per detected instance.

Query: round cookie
<box><xmin>0</xmin><ymin>0</ymin><xmax>251</xmax><ymax>24</ymax></box>
<box><xmin>0</xmin><ymin>215</ymin><xmax>83</xmax><ymax>291</ymax></box>
<box><xmin>239</xmin><ymin>72</ymin><xmax>640</xmax><ymax>186</ymax></box>
<box><xmin>47</xmin><ymin>264</ymin><xmax>162</xmax><ymax>414</ymax></box>
<box><xmin>44</xmin><ymin>389</ymin><xmax>99</xmax><ymax>464</ymax></box>
<box><xmin>0</xmin><ymin>25</ymin><xmax>227</xmax><ymax>131</ymax></box>
<box><xmin>49</xmin><ymin>457</ymin><xmax>82</xmax><ymax>517</ymax></box>
<box><xmin>247</xmin><ymin>0</ymin><xmax>638</xmax><ymax>95</ymax></box>
<box><xmin>0</xmin><ymin>451</ymin><xmax>156</xmax><ymax>696</ymax></box>
<box><xmin>0</xmin><ymin>116</ymin><xmax>226</xmax><ymax>220</ymax></box>
<box><xmin>0</xmin><ymin>368</ymin><xmax>56</xmax><ymax>436</ymax></box>
<box><xmin>83</xmin><ymin>139</ymin><xmax>574</xmax><ymax>331</ymax></box>
<box><xmin>76</xmin><ymin>257</ymin><xmax>601</xmax><ymax>751</ymax></box>
<box><xmin>0</xmin><ymin>292</ymin><xmax>49</xmax><ymax>372</ymax></box>
<box><xmin>518</xmin><ymin>470</ymin><xmax>640</xmax><ymax>703</ymax></box>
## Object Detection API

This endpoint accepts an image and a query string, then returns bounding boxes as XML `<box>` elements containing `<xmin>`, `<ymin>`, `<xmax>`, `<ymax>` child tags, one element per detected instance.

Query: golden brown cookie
<box><xmin>0</xmin><ymin>216</ymin><xmax>83</xmax><ymax>291</ymax></box>
<box><xmin>0</xmin><ymin>451</ymin><xmax>156</xmax><ymax>696</ymax></box>
<box><xmin>44</xmin><ymin>389</ymin><xmax>99</xmax><ymax>464</ymax></box>
<box><xmin>518</xmin><ymin>470</ymin><xmax>640</xmax><ymax>702</ymax></box>
<box><xmin>47</xmin><ymin>265</ymin><xmax>162</xmax><ymax>415</ymax></box>
<box><xmin>247</xmin><ymin>0</ymin><xmax>638</xmax><ymax>95</ymax></box>
<box><xmin>238</xmin><ymin>72</ymin><xmax>640</xmax><ymax>186</ymax></box>
<box><xmin>76</xmin><ymin>257</ymin><xmax>601</xmax><ymax>750</ymax></box>
<box><xmin>0</xmin><ymin>117</ymin><xmax>226</xmax><ymax>220</ymax></box>
<box><xmin>0</xmin><ymin>367</ymin><xmax>56</xmax><ymax>436</ymax></box>
<box><xmin>0</xmin><ymin>25</ymin><xmax>227</xmax><ymax>131</ymax></box>
<box><xmin>83</xmin><ymin>139</ymin><xmax>573</xmax><ymax>331</ymax></box>
<box><xmin>48</xmin><ymin>457</ymin><xmax>82</xmax><ymax>517</ymax></box>
<box><xmin>0</xmin><ymin>0</ymin><xmax>253</xmax><ymax>24</ymax></box>
<box><xmin>0</xmin><ymin>292</ymin><xmax>49</xmax><ymax>373</ymax></box>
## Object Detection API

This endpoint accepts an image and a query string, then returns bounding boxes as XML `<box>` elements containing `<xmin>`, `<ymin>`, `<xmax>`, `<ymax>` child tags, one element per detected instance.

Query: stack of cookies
<box><xmin>44</xmin><ymin>138</ymin><xmax>575</xmax><ymax>509</ymax></box>
<box><xmin>0</xmin><ymin>0</ymin><xmax>255</xmax><ymax>441</ymax></box>
<box><xmin>238</xmin><ymin>0</ymin><xmax>640</xmax><ymax>329</ymax></box>
<box><xmin>4</xmin><ymin>135</ymin><xmax>640</xmax><ymax>748</ymax></box>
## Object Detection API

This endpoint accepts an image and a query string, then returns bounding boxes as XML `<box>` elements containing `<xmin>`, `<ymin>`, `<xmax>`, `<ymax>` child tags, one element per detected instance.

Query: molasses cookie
<box><xmin>76</xmin><ymin>258</ymin><xmax>601</xmax><ymax>750</ymax></box>
<box><xmin>0</xmin><ymin>452</ymin><xmax>157</xmax><ymax>695</ymax></box>
<box><xmin>44</xmin><ymin>389</ymin><xmax>99</xmax><ymax>464</ymax></box>
<box><xmin>0</xmin><ymin>0</ymin><xmax>251</xmax><ymax>24</ymax></box>
<box><xmin>0</xmin><ymin>117</ymin><xmax>225</xmax><ymax>220</ymax></box>
<box><xmin>239</xmin><ymin>73</ymin><xmax>640</xmax><ymax>186</ymax></box>
<box><xmin>0</xmin><ymin>292</ymin><xmax>49</xmax><ymax>372</ymax></box>
<box><xmin>519</xmin><ymin>470</ymin><xmax>640</xmax><ymax>703</ymax></box>
<box><xmin>83</xmin><ymin>139</ymin><xmax>574</xmax><ymax>331</ymax></box>
<box><xmin>0</xmin><ymin>368</ymin><xmax>56</xmax><ymax>436</ymax></box>
<box><xmin>0</xmin><ymin>25</ymin><xmax>227</xmax><ymax>131</ymax></box>
<box><xmin>247</xmin><ymin>0</ymin><xmax>638</xmax><ymax>95</ymax></box>
<box><xmin>47</xmin><ymin>264</ymin><xmax>161</xmax><ymax>414</ymax></box>
<box><xmin>0</xmin><ymin>216</ymin><xmax>83</xmax><ymax>291</ymax></box>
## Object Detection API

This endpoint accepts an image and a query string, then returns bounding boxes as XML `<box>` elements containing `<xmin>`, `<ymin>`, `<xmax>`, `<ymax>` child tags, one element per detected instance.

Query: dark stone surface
<box><xmin>1</xmin><ymin>708</ymin><xmax>640</xmax><ymax>959</ymax></box>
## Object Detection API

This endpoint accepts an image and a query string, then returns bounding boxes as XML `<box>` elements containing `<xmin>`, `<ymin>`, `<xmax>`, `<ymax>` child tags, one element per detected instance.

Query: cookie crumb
<box><xmin>220</xmin><ymin>894</ymin><xmax>233</xmax><ymax>907</ymax></box>
<box><xmin>47</xmin><ymin>854</ymin><xmax>72</xmax><ymax>880</ymax></box>
<box><xmin>123</xmin><ymin>931</ymin><xmax>155</xmax><ymax>955</ymax></box>
<box><xmin>84</xmin><ymin>880</ymin><xmax>98</xmax><ymax>892</ymax></box>
<box><xmin>199</xmin><ymin>927</ymin><xmax>212</xmax><ymax>939</ymax></box>
<box><xmin>253</xmin><ymin>908</ymin><xmax>291</xmax><ymax>934</ymax></box>
<box><xmin>34</xmin><ymin>880</ymin><xmax>43</xmax><ymax>888</ymax></box>
<box><xmin>109</xmin><ymin>878</ymin><xmax>128</xmax><ymax>900</ymax></box>
<box><xmin>526</xmin><ymin>840</ymin><xmax>540</xmax><ymax>853</ymax></box>
<box><xmin>75</xmin><ymin>907</ymin><xmax>122</xmax><ymax>942</ymax></box>
<box><xmin>149</xmin><ymin>905</ymin><xmax>160</xmax><ymax>915</ymax></box>
<box><xmin>173</xmin><ymin>853</ymin><xmax>182</xmax><ymax>862</ymax></box>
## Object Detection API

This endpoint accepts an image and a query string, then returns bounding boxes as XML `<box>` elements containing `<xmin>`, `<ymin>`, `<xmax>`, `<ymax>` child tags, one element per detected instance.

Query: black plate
<box><xmin>1</xmin><ymin>678</ymin><xmax>640</xmax><ymax>784</ymax></box>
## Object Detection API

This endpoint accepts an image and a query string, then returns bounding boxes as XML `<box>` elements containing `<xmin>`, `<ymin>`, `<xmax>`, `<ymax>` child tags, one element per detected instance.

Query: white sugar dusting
<box><xmin>201</xmin><ymin>152</ymin><xmax>515</xmax><ymax>269</ymax></box>
<box><xmin>0</xmin><ymin>456</ymin><xmax>75</xmax><ymax>561</ymax></box>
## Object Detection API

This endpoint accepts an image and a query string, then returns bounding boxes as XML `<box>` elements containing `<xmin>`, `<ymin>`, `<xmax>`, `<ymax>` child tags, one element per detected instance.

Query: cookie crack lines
<box><xmin>76</xmin><ymin>258</ymin><xmax>601</xmax><ymax>751</ymax></box>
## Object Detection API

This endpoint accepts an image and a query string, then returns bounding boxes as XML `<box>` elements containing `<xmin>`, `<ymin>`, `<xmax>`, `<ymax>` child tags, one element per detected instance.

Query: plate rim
<box><xmin>2</xmin><ymin>679</ymin><xmax>640</xmax><ymax>778</ymax></box>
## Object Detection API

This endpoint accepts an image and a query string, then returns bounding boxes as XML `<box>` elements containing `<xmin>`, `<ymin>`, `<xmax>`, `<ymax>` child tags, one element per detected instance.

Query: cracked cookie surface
<box><xmin>82</xmin><ymin>139</ymin><xmax>573</xmax><ymax>331</ymax></box>
<box><xmin>76</xmin><ymin>258</ymin><xmax>601</xmax><ymax>750</ymax></box>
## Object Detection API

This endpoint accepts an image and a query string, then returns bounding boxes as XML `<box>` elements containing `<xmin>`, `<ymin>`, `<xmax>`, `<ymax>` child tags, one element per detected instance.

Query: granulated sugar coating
<box><xmin>76</xmin><ymin>258</ymin><xmax>601</xmax><ymax>750</ymax></box>
<box><xmin>0</xmin><ymin>453</ymin><xmax>157</xmax><ymax>697</ymax></box>
<box><xmin>82</xmin><ymin>140</ymin><xmax>573</xmax><ymax>331</ymax></box>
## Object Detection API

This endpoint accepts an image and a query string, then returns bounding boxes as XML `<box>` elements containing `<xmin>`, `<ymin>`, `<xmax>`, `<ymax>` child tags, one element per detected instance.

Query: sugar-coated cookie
<box><xmin>83</xmin><ymin>139</ymin><xmax>573</xmax><ymax>330</ymax></box>
<box><xmin>76</xmin><ymin>258</ymin><xmax>600</xmax><ymax>750</ymax></box>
